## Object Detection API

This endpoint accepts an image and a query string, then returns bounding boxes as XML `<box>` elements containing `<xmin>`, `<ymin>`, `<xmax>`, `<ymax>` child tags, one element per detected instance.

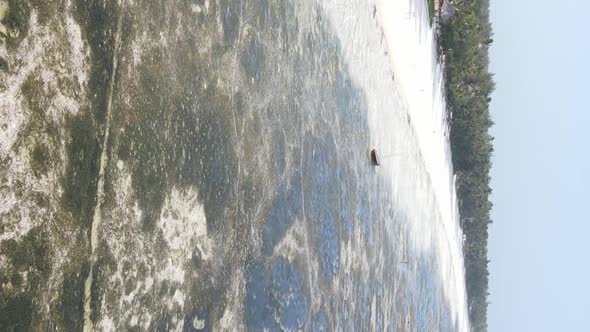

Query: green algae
<box><xmin>90</xmin><ymin>241</ymin><xmax>116</xmax><ymax>324</ymax></box>
<box><xmin>0</xmin><ymin>56</ymin><xmax>7</xmax><ymax>72</ymax></box>
<box><xmin>1</xmin><ymin>227</ymin><xmax>51</xmax><ymax>282</ymax></box>
<box><xmin>1</xmin><ymin>0</ymin><xmax>30</xmax><ymax>47</ymax></box>
<box><xmin>30</xmin><ymin>143</ymin><xmax>49</xmax><ymax>178</ymax></box>
<box><xmin>0</xmin><ymin>292</ymin><xmax>32</xmax><ymax>331</ymax></box>
<box><xmin>61</xmin><ymin>263</ymin><xmax>89</xmax><ymax>332</ymax></box>
<box><xmin>28</xmin><ymin>0</ymin><xmax>60</xmax><ymax>25</ymax></box>
<box><xmin>62</xmin><ymin>113</ymin><xmax>100</xmax><ymax>227</ymax></box>
<box><xmin>73</xmin><ymin>0</ymin><xmax>119</xmax><ymax>125</ymax></box>
<box><xmin>0</xmin><ymin>1</ymin><xmax>8</xmax><ymax>21</ymax></box>
<box><xmin>0</xmin><ymin>227</ymin><xmax>50</xmax><ymax>331</ymax></box>
<box><xmin>112</xmin><ymin>40</ymin><xmax>237</xmax><ymax>232</ymax></box>
<box><xmin>20</xmin><ymin>75</ymin><xmax>45</xmax><ymax>116</ymax></box>
<box><xmin>55</xmin><ymin>1</ymin><xmax>120</xmax><ymax>230</ymax></box>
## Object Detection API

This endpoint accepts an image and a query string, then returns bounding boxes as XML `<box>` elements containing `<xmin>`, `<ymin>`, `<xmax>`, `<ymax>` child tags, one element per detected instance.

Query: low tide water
<box><xmin>0</xmin><ymin>0</ymin><xmax>469</xmax><ymax>330</ymax></box>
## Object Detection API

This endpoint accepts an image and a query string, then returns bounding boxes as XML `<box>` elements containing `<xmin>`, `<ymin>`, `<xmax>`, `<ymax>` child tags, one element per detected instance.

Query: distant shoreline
<box><xmin>436</xmin><ymin>0</ymin><xmax>496</xmax><ymax>330</ymax></box>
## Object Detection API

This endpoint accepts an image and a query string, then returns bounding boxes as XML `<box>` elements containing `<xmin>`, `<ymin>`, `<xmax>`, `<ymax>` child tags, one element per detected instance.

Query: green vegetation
<box><xmin>439</xmin><ymin>0</ymin><xmax>494</xmax><ymax>331</ymax></box>
<box><xmin>427</xmin><ymin>0</ymin><xmax>436</xmax><ymax>25</ymax></box>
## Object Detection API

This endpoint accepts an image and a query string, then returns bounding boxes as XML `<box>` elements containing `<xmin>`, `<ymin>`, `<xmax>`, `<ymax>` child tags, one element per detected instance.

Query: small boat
<box><xmin>370</xmin><ymin>147</ymin><xmax>380</xmax><ymax>166</ymax></box>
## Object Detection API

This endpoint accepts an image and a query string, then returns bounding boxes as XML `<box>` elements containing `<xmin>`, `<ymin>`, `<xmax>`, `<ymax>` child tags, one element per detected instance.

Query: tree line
<box><xmin>439</xmin><ymin>0</ymin><xmax>494</xmax><ymax>331</ymax></box>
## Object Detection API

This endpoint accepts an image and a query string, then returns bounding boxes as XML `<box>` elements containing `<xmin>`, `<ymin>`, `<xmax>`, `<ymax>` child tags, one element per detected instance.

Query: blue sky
<box><xmin>489</xmin><ymin>0</ymin><xmax>590</xmax><ymax>331</ymax></box>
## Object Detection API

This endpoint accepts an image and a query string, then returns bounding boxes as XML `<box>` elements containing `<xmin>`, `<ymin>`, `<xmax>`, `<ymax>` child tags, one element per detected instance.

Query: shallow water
<box><xmin>0</xmin><ymin>0</ymin><xmax>468</xmax><ymax>330</ymax></box>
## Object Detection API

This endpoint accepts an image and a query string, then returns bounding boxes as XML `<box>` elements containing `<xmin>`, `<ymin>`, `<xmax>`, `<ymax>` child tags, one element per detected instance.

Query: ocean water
<box><xmin>0</xmin><ymin>0</ymin><xmax>469</xmax><ymax>330</ymax></box>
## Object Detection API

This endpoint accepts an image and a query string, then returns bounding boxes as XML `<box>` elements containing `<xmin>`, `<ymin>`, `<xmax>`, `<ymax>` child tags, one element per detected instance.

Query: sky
<box><xmin>489</xmin><ymin>0</ymin><xmax>590</xmax><ymax>331</ymax></box>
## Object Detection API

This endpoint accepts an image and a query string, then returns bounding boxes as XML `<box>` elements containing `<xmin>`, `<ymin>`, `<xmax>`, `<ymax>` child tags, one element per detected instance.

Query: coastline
<box><xmin>428</xmin><ymin>0</ymin><xmax>496</xmax><ymax>329</ymax></box>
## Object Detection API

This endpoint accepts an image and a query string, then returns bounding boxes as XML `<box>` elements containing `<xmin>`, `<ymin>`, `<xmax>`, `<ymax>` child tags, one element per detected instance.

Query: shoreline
<box><xmin>431</xmin><ymin>0</ymin><xmax>496</xmax><ymax>329</ymax></box>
